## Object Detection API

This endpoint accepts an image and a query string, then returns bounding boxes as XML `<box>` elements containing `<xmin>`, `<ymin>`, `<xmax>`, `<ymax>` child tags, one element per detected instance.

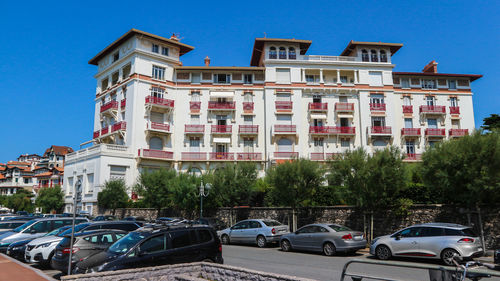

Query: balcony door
<box><xmin>277</xmin><ymin>138</ymin><xmax>293</xmax><ymax>152</ymax></box>
<box><xmin>312</xmin><ymin>95</ymin><xmax>321</xmax><ymax>103</ymax></box>
<box><xmin>189</xmin><ymin>137</ymin><xmax>200</xmax><ymax>152</ymax></box>
<box><xmin>151</xmin><ymin>112</ymin><xmax>163</xmax><ymax>124</ymax></box>
<box><xmin>313</xmin><ymin>138</ymin><xmax>324</xmax><ymax>153</ymax></box>
<box><xmin>426</xmin><ymin>96</ymin><xmax>435</xmax><ymax>106</ymax></box>
<box><xmin>452</xmin><ymin>120</ymin><xmax>460</xmax><ymax>129</ymax></box>
<box><xmin>427</xmin><ymin>118</ymin><xmax>438</xmax><ymax>129</ymax></box>
<box><xmin>216</xmin><ymin>115</ymin><xmax>227</xmax><ymax>126</ymax></box>
<box><xmin>149</xmin><ymin>137</ymin><xmax>163</xmax><ymax>150</ymax></box>
<box><xmin>406</xmin><ymin>141</ymin><xmax>415</xmax><ymax>154</ymax></box>
<box><xmin>372</xmin><ymin>117</ymin><xmax>386</xmax><ymax>127</ymax></box>
<box><xmin>405</xmin><ymin>118</ymin><xmax>413</xmax><ymax>128</ymax></box>
<box><xmin>370</xmin><ymin>94</ymin><xmax>384</xmax><ymax>105</ymax></box>
<box><xmin>243</xmin><ymin>138</ymin><xmax>254</xmax><ymax>153</ymax></box>
<box><xmin>313</xmin><ymin>119</ymin><xmax>323</xmax><ymax>127</ymax></box>
<box><xmin>216</xmin><ymin>144</ymin><xmax>227</xmax><ymax>153</ymax></box>
<box><xmin>340</xmin><ymin>118</ymin><xmax>349</xmax><ymax>127</ymax></box>
<box><xmin>339</xmin><ymin>96</ymin><xmax>348</xmax><ymax>103</ymax></box>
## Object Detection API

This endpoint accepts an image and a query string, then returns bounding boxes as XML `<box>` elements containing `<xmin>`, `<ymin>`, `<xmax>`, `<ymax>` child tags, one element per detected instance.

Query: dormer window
<box><xmin>244</xmin><ymin>74</ymin><xmax>253</xmax><ymax>84</ymax></box>
<box><xmin>269</xmin><ymin>47</ymin><xmax>277</xmax><ymax>59</ymax></box>
<box><xmin>214</xmin><ymin>74</ymin><xmax>231</xmax><ymax>84</ymax></box>
<box><xmin>288</xmin><ymin>47</ymin><xmax>296</xmax><ymax>59</ymax></box>
<box><xmin>371</xmin><ymin>50</ymin><xmax>378</xmax><ymax>62</ymax></box>
<box><xmin>380</xmin><ymin>50</ymin><xmax>387</xmax><ymax>62</ymax></box>
<box><xmin>113</xmin><ymin>52</ymin><xmax>119</xmax><ymax>62</ymax></box>
<box><xmin>279</xmin><ymin>47</ymin><xmax>287</xmax><ymax>59</ymax></box>
<box><xmin>361</xmin><ymin>50</ymin><xmax>369</xmax><ymax>62</ymax></box>
<box><xmin>161</xmin><ymin>47</ymin><xmax>169</xmax><ymax>56</ymax></box>
<box><xmin>152</xmin><ymin>44</ymin><xmax>159</xmax><ymax>53</ymax></box>
<box><xmin>422</xmin><ymin>79</ymin><xmax>436</xmax><ymax>89</ymax></box>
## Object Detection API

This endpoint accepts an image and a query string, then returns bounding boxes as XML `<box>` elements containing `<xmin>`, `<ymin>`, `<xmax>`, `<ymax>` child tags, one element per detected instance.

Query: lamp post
<box><xmin>199</xmin><ymin>181</ymin><xmax>211</xmax><ymax>219</ymax></box>
<box><xmin>67</xmin><ymin>179</ymin><xmax>82</xmax><ymax>275</ymax></box>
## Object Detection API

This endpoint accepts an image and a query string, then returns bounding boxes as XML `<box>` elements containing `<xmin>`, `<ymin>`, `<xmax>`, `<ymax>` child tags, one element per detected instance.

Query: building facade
<box><xmin>63</xmin><ymin>29</ymin><xmax>481</xmax><ymax>214</ymax></box>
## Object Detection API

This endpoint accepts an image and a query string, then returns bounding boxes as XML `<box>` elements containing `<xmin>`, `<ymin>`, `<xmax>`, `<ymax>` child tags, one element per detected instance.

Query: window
<box><xmin>372</xmin><ymin>116</ymin><xmax>386</xmax><ymax>127</ymax></box>
<box><xmin>150</xmin><ymin>111</ymin><xmax>163</xmax><ymax>123</ymax></box>
<box><xmin>288</xmin><ymin>47</ymin><xmax>296</xmax><ymax>59</ymax></box>
<box><xmin>397</xmin><ymin>227</ymin><xmax>423</xmax><ymax>238</ymax></box>
<box><xmin>113</xmin><ymin>52</ymin><xmax>119</xmax><ymax>62</ymax></box>
<box><xmin>380</xmin><ymin>50</ymin><xmax>387</xmax><ymax>62</ymax></box>
<box><xmin>428</xmin><ymin>118</ymin><xmax>438</xmax><ymax>129</ymax></box>
<box><xmin>122</xmin><ymin>64</ymin><xmax>131</xmax><ymax>79</ymax></box>
<box><xmin>314</xmin><ymin>138</ymin><xmax>324</xmax><ymax>147</ymax></box>
<box><xmin>141</xmin><ymin>235</ymin><xmax>166</xmax><ymax>253</ymax></box>
<box><xmin>269</xmin><ymin>47</ymin><xmax>277</xmax><ymax>59</ymax></box>
<box><xmin>340</xmin><ymin>76</ymin><xmax>348</xmax><ymax>83</ymax></box>
<box><xmin>406</xmin><ymin>141</ymin><xmax>415</xmax><ymax>154</ymax></box>
<box><xmin>161</xmin><ymin>47</ymin><xmax>169</xmax><ymax>56</ymax></box>
<box><xmin>152</xmin><ymin>44</ymin><xmax>159</xmax><ymax>53</ymax></box>
<box><xmin>428</xmin><ymin>141</ymin><xmax>437</xmax><ymax>148</ymax></box>
<box><xmin>112</xmin><ymin>72</ymin><xmax>119</xmax><ymax>85</ymax></box>
<box><xmin>110</xmin><ymin>165</ymin><xmax>127</xmax><ymax>181</ymax></box>
<box><xmin>232</xmin><ymin>221</ymin><xmax>249</xmax><ymax>229</ymax></box>
<box><xmin>190</xmin><ymin>137</ymin><xmax>200</xmax><ymax>152</ymax></box>
<box><xmin>403</xmin><ymin>96</ymin><xmax>411</xmax><ymax>106</ymax></box>
<box><xmin>370</xmin><ymin>94</ymin><xmax>385</xmax><ymax>105</ymax></box>
<box><xmin>373</xmin><ymin>139</ymin><xmax>388</xmax><ymax>148</ymax></box>
<box><xmin>27</xmin><ymin>221</ymin><xmax>50</xmax><ymax>233</ymax></box>
<box><xmin>243</xmin><ymin>138</ymin><xmax>254</xmax><ymax>153</ymax></box>
<box><xmin>214</xmin><ymin>74</ymin><xmax>230</xmax><ymax>84</ymax></box>
<box><xmin>249</xmin><ymin>221</ymin><xmax>261</xmax><ymax>229</ymax></box>
<box><xmin>244</xmin><ymin>74</ymin><xmax>253</xmax><ymax>84</ymax></box>
<box><xmin>101</xmin><ymin>78</ymin><xmax>109</xmax><ymax>90</ymax></box>
<box><xmin>277</xmin><ymin>138</ymin><xmax>293</xmax><ymax>152</ymax></box>
<box><xmin>276</xmin><ymin>68</ymin><xmax>291</xmax><ymax>84</ymax></box>
<box><xmin>198</xmin><ymin>229</ymin><xmax>212</xmax><ymax>243</ymax></box>
<box><xmin>244</xmin><ymin>92</ymin><xmax>253</xmax><ymax>102</ymax></box>
<box><xmin>404</xmin><ymin>118</ymin><xmax>413</xmax><ymax>128</ymax></box>
<box><xmin>368</xmin><ymin>71</ymin><xmax>383</xmax><ymax>86</ymax></box>
<box><xmin>24</xmin><ymin>178</ymin><xmax>29</xmax><ymax>184</ymax></box>
<box><xmin>305</xmin><ymin>75</ymin><xmax>319</xmax><ymax>83</ymax></box>
<box><xmin>279</xmin><ymin>47</ymin><xmax>286</xmax><ymax>59</ymax></box>
<box><xmin>191</xmin><ymin>91</ymin><xmax>200</xmax><ymax>101</ymax></box>
<box><xmin>86</xmin><ymin>173</ymin><xmax>94</xmax><ymax>193</ymax></box>
<box><xmin>401</xmin><ymin>78</ymin><xmax>410</xmax><ymax>88</ymax></box>
<box><xmin>450</xmin><ymin>97</ymin><xmax>458</xmax><ymax>107</ymax></box>
<box><xmin>191</xmin><ymin>73</ymin><xmax>201</xmax><ymax>83</ymax></box>
<box><xmin>452</xmin><ymin>119</ymin><xmax>460</xmax><ymax>129</ymax></box>
<box><xmin>149</xmin><ymin>137</ymin><xmax>163</xmax><ymax>150</ymax></box>
<box><xmin>191</xmin><ymin>115</ymin><xmax>200</xmax><ymax>124</ymax></box>
<box><xmin>370</xmin><ymin>50</ymin><xmax>378</xmax><ymax>62</ymax></box>
<box><xmin>340</xmin><ymin>138</ymin><xmax>350</xmax><ymax>148</ymax></box>
<box><xmin>243</xmin><ymin>115</ymin><xmax>253</xmax><ymax>124</ymax></box>
<box><xmin>426</xmin><ymin>96</ymin><xmax>435</xmax><ymax>106</ymax></box>
<box><xmin>297</xmin><ymin>226</ymin><xmax>315</xmax><ymax>234</ymax></box>
<box><xmin>152</xmin><ymin>65</ymin><xmax>165</xmax><ymax>80</ymax></box>
<box><xmin>151</xmin><ymin>87</ymin><xmax>165</xmax><ymax>98</ymax></box>
<box><xmin>361</xmin><ymin>50</ymin><xmax>369</xmax><ymax>62</ymax></box>
<box><xmin>449</xmin><ymin>80</ymin><xmax>457</xmax><ymax>89</ymax></box>
<box><xmin>422</xmin><ymin>79</ymin><xmax>436</xmax><ymax>89</ymax></box>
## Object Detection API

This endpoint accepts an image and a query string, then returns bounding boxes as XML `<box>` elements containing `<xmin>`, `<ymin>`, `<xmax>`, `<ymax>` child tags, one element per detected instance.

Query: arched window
<box><xmin>288</xmin><ymin>47</ymin><xmax>296</xmax><ymax>59</ymax></box>
<box><xmin>277</xmin><ymin>138</ymin><xmax>293</xmax><ymax>152</ymax></box>
<box><xmin>279</xmin><ymin>47</ymin><xmax>287</xmax><ymax>59</ymax></box>
<box><xmin>149</xmin><ymin>137</ymin><xmax>163</xmax><ymax>150</ymax></box>
<box><xmin>269</xmin><ymin>47</ymin><xmax>277</xmax><ymax>59</ymax></box>
<box><xmin>380</xmin><ymin>50</ymin><xmax>387</xmax><ymax>62</ymax></box>
<box><xmin>371</xmin><ymin>50</ymin><xmax>378</xmax><ymax>62</ymax></box>
<box><xmin>361</xmin><ymin>50</ymin><xmax>369</xmax><ymax>62</ymax></box>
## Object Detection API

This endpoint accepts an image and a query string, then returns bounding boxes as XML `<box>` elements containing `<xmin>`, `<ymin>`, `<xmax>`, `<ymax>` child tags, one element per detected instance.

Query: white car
<box><xmin>25</xmin><ymin>226</ymin><xmax>73</xmax><ymax>265</ymax></box>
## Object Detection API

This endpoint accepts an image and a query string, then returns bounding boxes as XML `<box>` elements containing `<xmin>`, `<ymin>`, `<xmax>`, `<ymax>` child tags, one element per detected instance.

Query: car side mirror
<box><xmin>395</xmin><ymin>234</ymin><xmax>401</xmax><ymax>240</ymax></box>
<box><xmin>30</xmin><ymin>229</ymin><xmax>37</xmax><ymax>234</ymax></box>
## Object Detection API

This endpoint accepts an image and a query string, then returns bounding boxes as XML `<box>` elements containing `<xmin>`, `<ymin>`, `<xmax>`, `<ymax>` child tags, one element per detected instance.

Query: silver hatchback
<box><xmin>218</xmin><ymin>219</ymin><xmax>289</xmax><ymax>247</ymax></box>
<box><xmin>370</xmin><ymin>223</ymin><xmax>484</xmax><ymax>265</ymax></box>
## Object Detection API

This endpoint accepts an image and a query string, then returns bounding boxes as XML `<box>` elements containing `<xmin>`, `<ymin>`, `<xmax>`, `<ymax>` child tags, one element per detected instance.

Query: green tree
<box><xmin>6</xmin><ymin>189</ymin><xmax>34</xmax><ymax>212</ymax></box>
<box><xmin>421</xmin><ymin>130</ymin><xmax>500</xmax><ymax>207</ymax></box>
<box><xmin>97</xmin><ymin>180</ymin><xmax>129</xmax><ymax>215</ymax></box>
<box><xmin>481</xmin><ymin>114</ymin><xmax>500</xmax><ymax>132</ymax></box>
<box><xmin>134</xmin><ymin>169</ymin><xmax>177</xmax><ymax>212</ymax></box>
<box><xmin>210</xmin><ymin>162</ymin><xmax>258</xmax><ymax>207</ymax></box>
<box><xmin>169</xmin><ymin>172</ymin><xmax>200</xmax><ymax>215</ymax></box>
<box><xmin>36</xmin><ymin>186</ymin><xmax>64</xmax><ymax>213</ymax></box>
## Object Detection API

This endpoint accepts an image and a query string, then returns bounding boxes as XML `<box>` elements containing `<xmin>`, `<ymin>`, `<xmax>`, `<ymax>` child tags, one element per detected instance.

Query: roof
<box><xmin>35</xmin><ymin>172</ymin><xmax>53</xmax><ymax>177</ymax></box>
<box><xmin>6</xmin><ymin>161</ymin><xmax>31</xmax><ymax>166</ymax></box>
<box><xmin>250</xmin><ymin>38</ymin><xmax>312</xmax><ymax>66</ymax></box>
<box><xmin>89</xmin><ymin>28</ymin><xmax>195</xmax><ymax>65</ymax></box>
<box><xmin>53</xmin><ymin>167</ymin><xmax>64</xmax><ymax>172</ymax></box>
<box><xmin>412</xmin><ymin>223</ymin><xmax>468</xmax><ymax>229</ymax></box>
<box><xmin>340</xmin><ymin>40</ymin><xmax>403</xmax><ymax>56</ymax></box>
<box><xmin>0</xmin><ymin>174</ymin><xmax>5</xmax><ymax>180</ymax></box>
<box><xmin>43</xmin><ymin>145</ymin><xmax>74</xmax><ymax>157</ymax></box>
<box><xmin>175</xmin><ymin>66</ymin><xmax>265</xmax><ymax>71</ymax></box>
<box><xmin>393</xmin><ymin>72</ymin><xmax>482</xmax><ymax>81</ymax></box>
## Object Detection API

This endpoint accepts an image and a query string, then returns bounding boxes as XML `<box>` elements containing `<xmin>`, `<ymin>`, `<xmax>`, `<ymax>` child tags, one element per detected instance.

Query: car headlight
<box><xmin>370</xmin><ymin>238</ymin><xmax>380</xmax><ymax>245</ymax></box>
<box><xmin>36</xmin><ymin>242</ymin><xmax>53</xmax><ymax>248</ymax></box>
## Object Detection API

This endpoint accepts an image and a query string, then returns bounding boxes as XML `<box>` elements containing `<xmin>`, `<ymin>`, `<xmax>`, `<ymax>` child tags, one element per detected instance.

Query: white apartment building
<box><xmin>63</xmin><ymin>29</ymin><xmax>481</xmax><ymax>214</ymax></box>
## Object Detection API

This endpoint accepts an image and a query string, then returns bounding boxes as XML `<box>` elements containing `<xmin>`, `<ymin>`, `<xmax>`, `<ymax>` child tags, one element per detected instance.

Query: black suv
<box><xmin>73</xmin><ymin>224</ymin><xmax>223</xmax><ymax>273</ymax></box>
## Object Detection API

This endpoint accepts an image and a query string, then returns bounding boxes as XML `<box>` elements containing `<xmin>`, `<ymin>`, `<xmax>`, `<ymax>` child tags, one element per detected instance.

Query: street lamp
<box><xmin>68</xmin><ymin>178</ymin><xmax>82</xmax><ymax>275</ymax></box>
<box><xmin>198</xmin><ymin>181</ymin><xmax>211</xmax><ymax>219</ymax></box>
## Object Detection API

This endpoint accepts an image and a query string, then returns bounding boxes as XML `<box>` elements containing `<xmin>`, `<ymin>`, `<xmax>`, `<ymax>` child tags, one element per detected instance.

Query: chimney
<box><xmin>204</xmin><ymin>56</ymin><xmax>210</xmax><ymax>67</ymax></box>
<box><xmin>170</xmin><ymin>33</ymin><xmax>179</xmax><ymax>41</ymax></box>
<box><xmin>422</xmin><ymin>60</ymin><xmax>438</xmax><ymax>73</ymax></box>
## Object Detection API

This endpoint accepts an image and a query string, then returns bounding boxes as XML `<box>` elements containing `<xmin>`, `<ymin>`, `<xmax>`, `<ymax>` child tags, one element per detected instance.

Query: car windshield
<box><xmin>45</xmin><ymin>226</ymin><xmax>71</xmax><ymax>237</ymax></box>
<box><xmin>107</xmin><ymin>232</ymin><xmax>147</xmax><ymax>255</ymax></box>
<box><xmin>59</xmin><ymin>223</ymin><xmax>90</xmax><ymax>237</ymax></box>
<box><xmin>12</xmin><ymin>220</ymin><xmax>36</xmax><ymax>233</ymax></box>
<box><xmin>262</xmin><ymin>220</ymin><xmax>282</xmax><ymax>227</ymax></box>
<box><xmin>329</xmin><ymin>225</ymin><xmax>352</xmax><ymax>232</ymax></box>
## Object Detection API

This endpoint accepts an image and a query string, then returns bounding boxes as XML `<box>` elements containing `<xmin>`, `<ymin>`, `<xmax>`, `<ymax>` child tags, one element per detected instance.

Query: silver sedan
<box><xmin>218</xmin><ymin>219</ymin><xmax>289</xmax><ymax>248</ymax></box>
<box><xmin>280</xmin><ymin>223</ymin><xmax>366</xmax><ymax>256</ymax></box>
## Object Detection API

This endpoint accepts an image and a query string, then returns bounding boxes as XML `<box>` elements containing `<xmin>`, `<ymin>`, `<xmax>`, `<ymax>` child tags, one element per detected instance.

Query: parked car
<box><xmin>156</xmin><ymin>217</ymin><xmax>183</xmax><ymax>223</ymax></box>
<box><xmin>494</xmin><ymin>249</ymin><xmax>500</xmax><ymax>265</ymax></box>
<box><xmin>194</xmin><ymin>218</ymin><xmax>227</xmax><ymax>231</ymax></box>
<box><xmin>0</xmin><ymin>217</ymin><xmax>89</xmax><ymax>252</ymax></box>
<box><xmin>219</xmin><ymin>219</ymin><xmax>289</xmax><ymax>248</ymax></box>
<box><xmin>280</xmin><ymin>223</ymin><xmax>366</xmax><ymax>256</ymax></box>
<box><xmin>51</xmin><ymin>230</ymin><xmax>127</xmax><ymax>272</ymax></box>
<box><xmin>370</xmin><ymin>223</ymin><xmax>484</xmax><ymax>265</ymax></box>
<box><xmin>93</xmin><ymin>215</ymin><xmax>117</xmax><ymax>221</ymax></box>
<box><xmin>67</xmin><ymin>220</ymin><xmax>143</xmax><ymax>233</ymax></box>
<box><xmin>5</xmin><ymin>216</ymin><xmax>36</xmax><ymax>221</ymax></box>
<box><xmin>0</xmin><ymin>215</ymin><xmax>16</xmax><ymax>221</ymax></box>
<box><xmin>72</xmin><ymin>223</ymin><xmax>223</xmax><ymax>274</ymax></box>
<box><xmin>0</xmin><ymin>221</ymin><xmax>27</xmax><ymax>234</ymax></box>
<box><xmin>20</xmin><ymin>225</ymin><xmax>72</xmax><ymax>264</ymax></box>
<box><xmin>16</xmin><ymin>211</ymin><xmax>29</xmax><ymax>216</ymax></box>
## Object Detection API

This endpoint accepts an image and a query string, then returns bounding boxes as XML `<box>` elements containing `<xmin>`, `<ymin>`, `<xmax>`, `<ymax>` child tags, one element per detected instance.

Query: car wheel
<box><xmin>441</xmin><ymin>249</ymin><xmax>459</xmax><ymax>266</ymax></box>
<box><xmin>221</xmin><ymin>235</ymin><xmax>230</xmax><ymax>245</ymax></box>
<box><xmin>41</xmin><ymin>252</ymin><xmax>54</xmax><ymax>268</ymax></box>
<box><xmin>375</xmin><ymin>245</ymin><xmax>392</xmax><ymax>260</ymax></box>
<box><xmin>281</xmin><ymin>240</ymin><xmax>292</xmax><ymax>252</ymax></box>
<box><xmin>257</xmin><ymin>235</ymin><xmax>267</xmax><ymax>248</ymax></box>
<box><xmin>323</xmin><ymin>242</ymin><xmax>336</xmax><ymax>256</ymax></box>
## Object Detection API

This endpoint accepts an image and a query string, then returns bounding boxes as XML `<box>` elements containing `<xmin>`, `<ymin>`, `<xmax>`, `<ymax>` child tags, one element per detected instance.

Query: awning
<box><xmin>310</xmin><ymin>114</ymin><xmax>327</xmax><ymax>119</ymax></box>
<box><xmin>210</xmin><ymin>91</ymin><xmax>234</xmax><ymax>98</ymax></box>
<box><xmin>213</xmin><ymin>138</ymin><xmax>231</xmax><ymax>143</ymax></box>
<box><xmin>337</xmin><ymin>114</ymin><xmax>354</xmax><ymax>119</ymax></box>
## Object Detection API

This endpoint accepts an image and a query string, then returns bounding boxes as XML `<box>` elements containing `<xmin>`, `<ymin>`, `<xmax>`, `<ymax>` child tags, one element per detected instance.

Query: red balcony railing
<box><xmin>237</xmin><ymin>153</ymin><xmax>262</xmax><ymax>161</ymax></box>
<box><xmin>100</xmin><ymin>100</ymin><xmax>118</xmax><ymax>113</ymax></box>
<box><xmin>449</xmin><ymin>129</ymin><xmax>468</xmax><ymax>137</ymax></box>
<box><xmin>145</xmin><ymin>96</ymin><xmax>175</xmax><ymax>108</ymax></box>
<box><xmin>420</xmin><ymin>105</ymin><xmax>446</xmax><ymax>114</ymax></box>
<box><xmin>402</xmin><ymin>105</ymin><xmax>413</xmax><ymax>113</ymax></box>
<box><xmin>450</xmin><ymin>106</ymin><xmax>460</xmax><ymax>114</ymax></box>
<box><xmin>190</xmin><ymin>101</ymin><xmax>201</xmax><ymax>111</ymax></box>
<box><xmin>209</xmin><ymin>152</ymin><xmax>234</xmax><ymax>160</ymax></box>
<box><xmin>401</xmin><ymin>128</ymin><xmax>421</xmax><ymax>136</ymax></box>
<box><xmin>211</xmin><ymin>125</ymin><xmax>232</xmax><ymax>134</ymax></box>
<box><xmin>274</xmin><ymin>152</ymin><xmax>298</xmax><ymax>159</ymax></box>
<box><xmin>425</xmin><ymin>128</ymin><xmax>446</xmax><ymax>136</ymax></box>
<box><xmin>274</xmin><ymin>125</ymin><xmax>296</xmax><ymax>133</ymax></box>
<box><xmin>309</xmin><ymin>126</ymin><xmax>336</xmax><ymax>134</ymax></box>
<box><xmin>310</xmin><ymin>153</ymin><xmax>324</xmax><ymax>161</ymax></box>
<box><xmin>101</xmin><ymin>126</ymin><xmax>109</xmax><ymax>136</ymax></box>
<box><xmin>111</xmin><ymin>121</ymin><xmax>126</xmax><ymax>132</ymax></box>
<box><xmin>371</xmin><ymin>126</ymin><xmax>392</xmax><ymax>134</ymax></box>
<box><xmin>338</xmin><ymin>127</ymin><xmax>356</xmax><ymax>135</ymax></box>
<box><xmin>275</xmin><ymin>101</ymin><xmax>293</xmax><ymax>111</ymax></box>
<box><xmin>93</xmin><ymin>131</ymin><xmax>100</xmax><ymax>139</ymax></box>
<box><xmin>181</xmin><ymin>152</ymin><xmax>207</xmax><ymax>161</ymax></box>
<box><xmin>149</xmin><ymin>122</ymin><xmax>170</xmax><ymax>132</ymax></box>
<box><xmin>139</xmin><ymin>149</ymin><xmax>173</xmax><ymax>159</ymax></box>
<box><xmin>308</xmin><ymin>103</ymin><xmax>328</xmax><ymax>111</ymax></box>
<box><xmin>120</xmin><ymin>99</ymin><xmax>126</xmax><ymax>108</ymax></box>
<box><xmin>239</xmin><ymin>125</ymin><xmax>258</xmax><ymax>134</ymax></box>
<box><xmin>404</xmin><ymin>153</ymin><xmax>422</xmax><ymax>161</ymax></box>
<box><xmin>208</xmin><ymin>101</ymin><xmax>235</xmax><ymax>110</ymax></box>
<box><xmin>335</xmin><ymin>103</ymin><xmax>354</xmax><ymax>112</ymax></box>
<box><xmin>185</xmin><ymin>125</ymin><xmax>205</xmax><ymax>134</ymax></box>
<box><xmin>243</xmin><ymin>102</ymin><xmax>254</xmax><ymax>112</ymax></box>
<box><xmin>370</xmin><ymin>103</ymin><xmax>386</xmax><ymax>111</ymax></box>
<box><xmin>325</xmin><ymin>153</ymin><xmax>339</xmax><ymax>160</ymax></box>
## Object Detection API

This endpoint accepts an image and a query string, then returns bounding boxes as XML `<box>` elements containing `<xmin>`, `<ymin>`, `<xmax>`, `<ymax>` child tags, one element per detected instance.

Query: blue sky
<box><xmin>0</xmin><ymin>0</ymin><xmax>498</xmax><ymax>163</ymax></box>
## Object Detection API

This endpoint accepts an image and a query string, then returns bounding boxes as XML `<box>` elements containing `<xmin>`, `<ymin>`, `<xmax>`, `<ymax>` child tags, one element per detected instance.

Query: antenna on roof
<box><xmin>263</xmin><ymin>32</ymin><xmax>267</xmax><ymax>38</ymax></box>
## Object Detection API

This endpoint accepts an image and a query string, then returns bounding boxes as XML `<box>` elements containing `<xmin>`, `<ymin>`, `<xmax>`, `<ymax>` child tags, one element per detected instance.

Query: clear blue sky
<box><xmin>0</xmin><ymin>0</ymin><xmax>498</xmax><ymax>163</ymax></box>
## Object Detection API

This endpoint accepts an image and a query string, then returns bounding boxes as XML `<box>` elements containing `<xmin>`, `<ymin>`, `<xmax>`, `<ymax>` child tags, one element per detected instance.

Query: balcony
<box><xmin>100</xmin><ymin>126</ymin><xmax>109</xmax><ymax>136</ymax></box>
<box><xmin>275</xmin><ymin>101</ymin><xmax>293</xmax><ymax>112</ymax></box>
<box><xmin>65</xmin><ymin>144</ymin><xmax>131</xmax><ymax>163</ymax></box>
<box><xmin>308</xmin><ymin>103</ymin><xmax>328</xmax><ymax>111</ymax></box>
<box><xmin>303</xmin><ymin>55</ymin><xmax>356</xmax><ymax>62</ymax></box>
<box><xmin>309</xmin><ymin>126</ymin><xmax>336</xmax><ymax>135</ymax></box>
<box><xmin>310</xmin><ymin>153</ymin><xmax>325</xmax><ymax>161</ymax></box>
<box><xmin>419</xmin><ymin>105</ymin><xmax>446</xmax><ymax>115</ymax></box>
<box><xmin>138</xmin><ymin>149</ymin><xmax>173</xmax><ymax>160</ymax></box>
<box><xmin>337</xmin><ymin>127</ymin><xmax>356</xmax><ymax>135</ymax></box>
<box><xmin>402</xmin><ymin>105</ymin><xmax>413</xmax><ymax>114</ymax></box>
<box><xmin>181</xmin><ymin>152</ymin><xmax>207</xmax><ymax>161</ymax></box>
<box><xmin>145</xmin><ymin>96</ymin><xmax>175</xmax><ymax>110</ymax></box>
<box><xmin>147</xmin><ymin>122</ymin><xmax>171</xmax><ymax>133</ymax></box>
<box><xmin>120</xmin><ymin>99</ymin><xmax>126</xmax><ymax>109</ymax></box>
<box><xmin>209</xmin><ymin>152</ymin><xmax>234</xmax><ymax>161</ymax></box>
<box><xmin>236</xmin><ymin>153</ymin><xmax>262</xmax><ymax>161</ymax></box>
<box><xmin>185</xmin><ymin>125</ymin><xmax>205</xmax><ymax>134</ymax></box>
<box><xmin>274</xmin><ymin>125</ymin><xmax>296</xmax><ymax>134</ymax></box>
<box><xmin>211</xmin><ymin>125</ymin><xmax>232</xmax><ymax>134</ymax></box>
<box><xmin>401</xmin><ymin>128</ymin><xmax>421</xmax><ymax>137</ymax></box>
<box><xmin>274</xmin><ymin>152</ymin><xmax>298</xmax><ymax>159</ymax></box>
<box><xmin>425</xmin><ymin>128</ymin><xmax>446</xmax><ymax>137</ymax></box>
<box><xmin>239</xmin><ymin>125</ymin><xmax>258</xmax><ymax>134</ymax></box>
<box><xmin>370</xmin><ymin>126</ymin><xmax>392</xmax><ymax>136</ymax></box>
<box><xmin>325</xmin><ymin>153</ymin><xmax>339</xmax><ymax>160</ymax></box>
<box><xmin>100</xmin><ymin>100</ymin><xmax>118</xmax><ymax>113</ymax></box>
<box><xmin>93</xmin><ymin>131</ymin><xmax>100</xmax><ymax>139</ymax></box>
<box><xmin>111</xmin><ymin>121</ymin><xmax>126</xmax><ymax>133</ymax></box>
<box><xmin>450</xmin><ymin>106</ymin><xmax>460</xmax><ymax>114</ymax></box>
<box><xmin>335</xmin><ymin>103</ymin><xmax>354</xmax><ymax>112</ymax></box>
<box><xmin>370</xmin><ymin>103</ymin><xmax>386</xmax><ymax>111</ymax></box>
<box><xmin>208</xmin><ymin>101</ymin><xmax>235</xmax><ymax>110</ymax></box>
<box><xmin>243</xmin><ymin>102</ymin><xmax>254</xmax><ymax>113</ymax></box>
<box><xmin>404</xmin><ymin>153</ymin><xmax>422</xmax><ymax>162</ymax></box>
<box><xmin>190</xmin><ymin>101</ymin><xmax>201</xmax><ymax>112</ymax></box>
<box><xmin>449</xmin><ymin>129</ymin><xmax>468</xmax><ymax>138</ymax></box>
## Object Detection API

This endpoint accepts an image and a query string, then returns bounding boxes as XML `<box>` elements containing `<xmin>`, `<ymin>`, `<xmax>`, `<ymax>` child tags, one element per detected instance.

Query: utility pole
<box><xmin>199</xmin><ymin>181</ymin><xmax>211</xmax><ymax>218</ymax></box>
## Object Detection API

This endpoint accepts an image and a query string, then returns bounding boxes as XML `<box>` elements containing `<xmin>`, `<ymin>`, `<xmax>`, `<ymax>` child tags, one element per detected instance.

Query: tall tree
<box><xmin>210</xmin><ymin>162</ymin><xmax>258</xmax><ymax>207</ymax></box>
<box><xmin>6</xmin><ymin>189</ymin><xmax>34</xmax><ymax>212</ymax></box>
<box><xmin>134</xmin><ymin>169</ymin><xmax>177</xmax><ymax>212</ymax></box>
<box><xmin>36</xmin><ymin>186</ymin><xmax>64</xmax><ymax>213</ymax></box>
<box><xmin>97</xmin><ymin>180</ymin><xmax>129</xmax><ymax>215</ymax></box>
<box><xmin>481</xmin><ymin>114</ymin><xmax>500</xmax><ymax>132</ymax></box>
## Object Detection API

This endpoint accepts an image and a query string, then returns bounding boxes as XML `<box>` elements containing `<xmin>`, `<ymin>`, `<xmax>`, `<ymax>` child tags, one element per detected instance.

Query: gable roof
<box><xmin>340</xmin><ymin>40</ymin><xmax>403</xmax><ymax>56</ymax></box>
<box><xmin>43</xmin><ymin>146</ymin><xmax>74</xmax><ymax>157</ymax></box>
<box><xmin>250</xmin><ymin>38</ymin><xmax>312</xmax><ymax>66</ymax></box>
